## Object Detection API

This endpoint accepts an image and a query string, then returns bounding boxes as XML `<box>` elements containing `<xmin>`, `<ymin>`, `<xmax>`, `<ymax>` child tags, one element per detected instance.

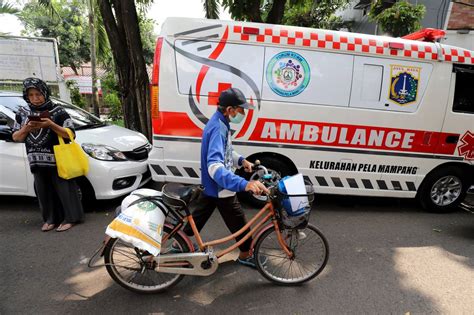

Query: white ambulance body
<box><xmin>149</xmin><ymin>17</ymin><xmax>474</xmax><ymax>212</ymax></box>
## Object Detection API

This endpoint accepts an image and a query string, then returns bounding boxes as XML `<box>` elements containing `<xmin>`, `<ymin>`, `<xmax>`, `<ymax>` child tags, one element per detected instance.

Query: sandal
<box><xmin>237</xmin><ymin>254</ymin><xmax>268</xmax><ymax>269</ymax></box>
<box><xmin>56</xmin><ymin>223</ymin><xmax>74</xmax><ymax>232</ymax></box>
<box><xmin>41</xmin><ymin>223</ymin><xmax>56</xmax><ymax>232</ymax></box>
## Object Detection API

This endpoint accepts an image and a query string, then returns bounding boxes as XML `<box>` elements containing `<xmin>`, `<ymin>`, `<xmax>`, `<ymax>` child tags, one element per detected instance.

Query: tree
<box><xmin>282</xmin><ymin>0</ymin><xmax>351</xmax><ymax>30</ymax></box>
<box><xmin>203</xmin><ymin>0</ymin><xmax>219</xmax><ymax>19</ymax></box>
<box><xmin>98</xmin><ymin>0</ymin><xmax>151</xmax><ymax>140</ymax></box>
<box><xmin>138</xmin><ymin>14</ymin><xmax>157</xmax><ymax>65</ymax></box>
<box><xmin>219</xmin><ymin>0</ymin><xmax>306</xmax><ymax>24</ymax></box>
<box><xmin>19</xmin><ymin>0</ymin><xmax>91</xmax><ymax>74</ymax></box>
<box><xmin>0</xmin><ymin>0</ymin><xmax>19</xmax><ymax>14</ymax></box>
<box><xmin>87</xmin><ymin>0</ymin><xmax>100</xmax><ymax>117</ymax></box>
<box><xmin>369</xmin><ymin>0</ymin><xmax>426</xmax><ymax>37</ymax></box>
<box><xmin>205</xmin><ymin>0</ymin><xmax>350</xmax><ymax>29</ymax></box>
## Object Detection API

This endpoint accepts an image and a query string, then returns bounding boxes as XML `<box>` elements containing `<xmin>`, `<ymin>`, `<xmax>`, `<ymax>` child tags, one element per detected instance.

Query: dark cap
<box><xmin>218</xmin><ymin>88</ymin><xmax>255</xmax><ymax>110</ymax></box>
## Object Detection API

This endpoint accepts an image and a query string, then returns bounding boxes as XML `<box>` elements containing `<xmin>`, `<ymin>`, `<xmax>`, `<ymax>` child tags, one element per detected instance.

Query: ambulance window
<box><xmin>262</xmin><ymin>48</ymin><xmax>353</xmax><ymax>107</ymax></box>
<box><xmin>361</xmin><ymin>65</ymin><xmax>383</xmax><ymax>102</ymax></box>
<box><xmin>453</xmin><ymin>66</ymin><xmax>474</xmax><ymax>114</ymax></box>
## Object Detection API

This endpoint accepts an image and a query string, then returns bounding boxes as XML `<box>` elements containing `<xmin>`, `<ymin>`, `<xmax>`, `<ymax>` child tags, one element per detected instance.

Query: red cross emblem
<box><xmin>208</xmin><ymin>82</ymin><xmax>232</xmax><ymax>106</ymax></box>
<box><xmin>458</xmin><ymin>131</ymin><xmax>474</xmax><ymax>160</ymax></box>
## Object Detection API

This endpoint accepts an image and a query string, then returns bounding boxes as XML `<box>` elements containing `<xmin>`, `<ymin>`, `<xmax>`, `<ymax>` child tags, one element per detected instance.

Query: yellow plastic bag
<box><xmin>53</xmin><ymin>128</ymin><xmax>89</xmax><ymax>179</ymax></box>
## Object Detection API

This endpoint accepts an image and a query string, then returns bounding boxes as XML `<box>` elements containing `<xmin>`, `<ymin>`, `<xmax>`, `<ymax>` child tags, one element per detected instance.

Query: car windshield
<box><xmin>0</xmin><ymin>95</ymin><xmax>105</xmax><ymax>130</ymax></box>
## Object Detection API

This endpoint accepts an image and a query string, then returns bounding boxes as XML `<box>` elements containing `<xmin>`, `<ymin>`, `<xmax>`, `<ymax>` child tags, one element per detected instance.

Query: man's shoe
<box><xmin>237</xmin><ymin>254</ymin><xmax>268</xmax><ymax>269</ymax></box>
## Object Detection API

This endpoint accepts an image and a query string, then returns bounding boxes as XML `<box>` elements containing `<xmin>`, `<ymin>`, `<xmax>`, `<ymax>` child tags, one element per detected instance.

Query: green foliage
<box><xmin>109</xmin><ymin>119</ymin><xmax>124</xmax><ymax>127</ymax></box>
<box><xmin>369</xmin><ymin>0</ymin><xmax>426</xmax><ymax>37</ymax></box>
<box><xmin>138</xmin><ymin>14</ymin><xmax>157</xmax><ymax>65</ymax></box>
<box><xmin>220</xmin><ymin>0</ymin><xmax>260</xmax><ymax>22</ymax></box>
<box><xmin>282</xmin><ymin>0</ymin><xmax>351</xmax><ymax>30</ymax></box>
<box><xmin>104</xmin><ymin>93</ymin><xmax>122</xmax><ymax>121</ymax></box>
<box><xmin>19</xmin><ymin>0</ymin><xmax>91</xmax><ymax>72</ymax></box>
<box><xmin>0</xmin><ymin>0</ymin><xmax>19</xmax><ymax>15</ymax></box>
<box><xmin>219</xmin><ymin>0</ymin><xmax>350</xmax><ymax>29</ymax></box>
<box><xmin>100</xmin><ymin>72</ymin><xmax>122</xmax><ymax>121</ymax></box>
<box><xmin>66</xmin><ymin>80</ymin><xmax>86</xmax><ymax>109</ymax></box>
<box><xmin>101</xmin><ymin>72</ymin><xmax>119</xmax><ymax>95</ymax></box>
<box><xmin>203</xmin><ymin>0</ymin><xmax>219</xmax><ymax>19</ymax></box>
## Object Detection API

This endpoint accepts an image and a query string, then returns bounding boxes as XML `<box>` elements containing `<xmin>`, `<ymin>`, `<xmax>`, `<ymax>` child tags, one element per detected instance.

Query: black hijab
<box><xmin>22</xmin><ymin>77</ymin><xmax>54</xmax><ymax>111</ymax></box>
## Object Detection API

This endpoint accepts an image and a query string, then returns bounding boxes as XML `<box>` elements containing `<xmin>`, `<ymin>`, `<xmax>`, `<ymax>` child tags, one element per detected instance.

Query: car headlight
<box><xmin>81</xmin><ymin>143</ymin><xmax>127</xmax><ymax>161</ymax></box>
<box><xmin>145</xmin><ymin>142</ymin><xmax>152</xmax><ymax>152</ymax></box>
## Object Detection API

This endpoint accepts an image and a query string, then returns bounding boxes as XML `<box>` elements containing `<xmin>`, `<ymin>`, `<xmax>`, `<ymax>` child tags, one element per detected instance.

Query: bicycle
<box><xmin>100</xmin><ymin>162</ymin><xmax>329</xmax><ymax>293</ymax></box>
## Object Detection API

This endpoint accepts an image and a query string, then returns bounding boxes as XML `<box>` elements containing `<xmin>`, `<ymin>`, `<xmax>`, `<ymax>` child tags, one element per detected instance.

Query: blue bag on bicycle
<box><xmin>278</xmin><ymin>174</ymin><xmax>309</xmax><ymax>216</ymax></box>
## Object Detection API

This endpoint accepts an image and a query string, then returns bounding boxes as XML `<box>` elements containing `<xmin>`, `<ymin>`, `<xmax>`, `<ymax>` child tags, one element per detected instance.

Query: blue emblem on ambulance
<box><xmin>266</xmin><ymin>51</ymin><xmax>310</xmax><ymax>97</ymax></box>
<box><xmin>389</xmin><ymin>65</ymin><xmax>421</xmax><ymax>105</ymax></box>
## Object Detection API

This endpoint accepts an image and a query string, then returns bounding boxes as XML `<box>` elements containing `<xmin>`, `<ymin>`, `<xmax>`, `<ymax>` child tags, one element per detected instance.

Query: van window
<box><xmin>361</xmin><ymin>64</ymin><xmax>383</xmax><ymax>102</ymax></box>
<box><xmin>453</xmin><ymin>66</ymin><xmax>474</xmax><ymax>114</ymax></box>
<box><xmin>350</xmin><ymin>56</ymin><xmax>433</xmax><ymax>113</ymax></box>
<box><xmin>262</xmin><ymin>48</ymin><xmax>353</xmax><ymax>107</ymax></box>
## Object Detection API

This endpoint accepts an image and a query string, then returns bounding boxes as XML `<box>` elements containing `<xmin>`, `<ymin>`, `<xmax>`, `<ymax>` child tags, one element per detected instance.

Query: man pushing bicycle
<box><xmin>182</xmin><ymin>87</ymin><xmax>269</xmax><ymax>268</ymax></box>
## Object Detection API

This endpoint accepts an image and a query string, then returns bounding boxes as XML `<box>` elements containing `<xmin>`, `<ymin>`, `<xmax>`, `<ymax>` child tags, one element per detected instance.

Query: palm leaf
<box><xmin>37</xmin><ymin>0</ymin><xmax>61</xmax><ymax>19</ymax></box>
<box><xmin>0</xmin><ymin>0</ymin><xmax>19</xmax><ymax>15</ymax></box>
<box><xmin>203</xmin><ymin>0</ymin><xmax>220</xmax><ymax>19</ymax></box>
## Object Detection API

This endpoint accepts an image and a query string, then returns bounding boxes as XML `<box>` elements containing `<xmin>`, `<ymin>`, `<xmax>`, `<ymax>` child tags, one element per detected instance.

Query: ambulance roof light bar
<box><xmin>401</xmin><ymin>28</ymin><xmax>446</xmax><ymax>42</ymax></box>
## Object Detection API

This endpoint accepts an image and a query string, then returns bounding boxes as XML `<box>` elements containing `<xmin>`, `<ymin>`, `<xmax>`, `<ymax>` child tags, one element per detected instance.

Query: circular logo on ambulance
<box><xmin>266</xmin><ymin>51</ymin><xmax>310</xmax><ymax>97</ymax></box>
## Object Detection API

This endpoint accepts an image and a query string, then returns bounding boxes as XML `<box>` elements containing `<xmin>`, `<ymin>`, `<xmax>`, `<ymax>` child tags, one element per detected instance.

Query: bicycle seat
<box><xmin>162</xmin><ymin>183</ymin><xmax>202</xmax><ymax>209</ymax></box>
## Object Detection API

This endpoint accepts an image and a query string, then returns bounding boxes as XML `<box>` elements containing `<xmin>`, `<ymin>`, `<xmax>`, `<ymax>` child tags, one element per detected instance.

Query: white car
<box><xmin>0</xmin><ymin>91</ymin><xmax>151</xmax><ymax>202</ymax></box>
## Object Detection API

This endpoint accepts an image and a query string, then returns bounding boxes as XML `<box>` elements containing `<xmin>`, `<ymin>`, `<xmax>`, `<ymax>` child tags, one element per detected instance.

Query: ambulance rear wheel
<box><xmin>238</xmin><ymin>156</ymin><xmax>294</xmax><ymax>207</ymax></box>
<box><xmin>418</xmin><ymin>167</ymin><xmax>469</xmax><ymax>213</ymax></box>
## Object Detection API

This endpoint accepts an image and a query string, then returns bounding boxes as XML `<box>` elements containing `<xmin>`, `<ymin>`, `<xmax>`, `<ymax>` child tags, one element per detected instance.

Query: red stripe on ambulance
<box><xmin>152</xmin><ymin>112</ymin><xmax>202</xmax><ymax>137</ymax></box>
<box><xmin>248</xmin><ymin>118</ymin><xmax>459</xmax><ymax>155</ymax></box>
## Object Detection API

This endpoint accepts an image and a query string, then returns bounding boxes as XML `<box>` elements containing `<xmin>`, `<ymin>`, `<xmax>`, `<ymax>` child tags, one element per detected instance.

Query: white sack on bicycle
<box><xmin>106</xmin><ymin>189</ymin><xmax>165</xmax><ymax>256</ymax></box>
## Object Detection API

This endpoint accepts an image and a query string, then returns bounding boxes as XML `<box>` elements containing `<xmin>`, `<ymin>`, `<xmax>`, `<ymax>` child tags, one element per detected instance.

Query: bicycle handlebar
<box><xmin>252</xmin><ymin>160</ymin><xmax>314</xmax><ymax>200</ymax></box>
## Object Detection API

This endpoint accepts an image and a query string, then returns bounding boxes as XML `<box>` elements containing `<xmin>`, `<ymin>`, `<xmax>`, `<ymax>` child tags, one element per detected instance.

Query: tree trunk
<box><xmin>120</xmin><ymin>0</ymin><xmax>151</xmax><ymax>139</ymax></box>
<box><xmin>265</xmin><ymin>0</ymin><xmax>287</xmax><ymax>24</ymax></box>
<box><xmin>88</xmin><ymin>0</ymin><xmax>100</xmax><ymax>118</ymax></box>
<box><xmin>246</xmin><ymin>1</ymin><xmax>263</xmax><ymax>22</ymax></box>
<box><xmin>97</xmin><ymin>0</ymin><xmax>151</xmax><ymax>140</ymax></box>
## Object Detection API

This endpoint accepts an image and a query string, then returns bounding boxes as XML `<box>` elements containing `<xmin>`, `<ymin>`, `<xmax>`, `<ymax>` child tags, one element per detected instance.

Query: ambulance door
<box><xmin>441</xmin><ymin>65</ymin><xmax>474</xmax><ymax>161</ymax></box>
<box><xmin>350</xmin><ymin>56</ymin><xmax>437</xmax><ymax>194</ymax></box>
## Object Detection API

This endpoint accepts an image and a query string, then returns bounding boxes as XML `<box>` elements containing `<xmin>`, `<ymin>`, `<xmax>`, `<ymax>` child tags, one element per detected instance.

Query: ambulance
<box><xmin>148</xmin><ymin>17</ymin><xmax>474</xmax><ymax>213</ymax></box>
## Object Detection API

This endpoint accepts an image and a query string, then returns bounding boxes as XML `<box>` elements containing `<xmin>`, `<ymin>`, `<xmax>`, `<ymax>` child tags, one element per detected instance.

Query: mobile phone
<box><xmin>27</xmin><ymin>115</ymin><xmax>42</xmax><ymax>121</ymax></box>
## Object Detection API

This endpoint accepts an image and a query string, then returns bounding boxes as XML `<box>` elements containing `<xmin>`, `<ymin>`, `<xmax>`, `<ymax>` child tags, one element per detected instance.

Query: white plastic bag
<box><xmin>280</xmin><ymin>174</ymin><xmax>309</xmax><ymax>216</ymax></box>
<box><xmin>106</xmin><ymin>189</ymin><xmax>166</xmax><ymax>256</ymax></box>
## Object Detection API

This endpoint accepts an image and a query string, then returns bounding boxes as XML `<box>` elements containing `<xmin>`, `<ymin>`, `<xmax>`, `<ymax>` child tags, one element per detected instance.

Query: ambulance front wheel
<box><xmin>238</xmin><ymin>156</ymin><xmax>295</xmax><ymax>208</ymax></box>
<box><xmin>418</xmin><ymin>166</ymin><xmax>469</xmax><ymax>213</ymax></box>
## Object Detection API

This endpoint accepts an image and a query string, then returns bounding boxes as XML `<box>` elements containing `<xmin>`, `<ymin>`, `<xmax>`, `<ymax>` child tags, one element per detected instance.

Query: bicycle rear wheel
<box><xmin>254</xmin><ymin>223</ymin><xmax>329</xmax><ymax>285</ymax></box>
<box><xmin>104</xmin><ymin>226</ymin><xmax>190</xmax><ymax>294</ymax></box>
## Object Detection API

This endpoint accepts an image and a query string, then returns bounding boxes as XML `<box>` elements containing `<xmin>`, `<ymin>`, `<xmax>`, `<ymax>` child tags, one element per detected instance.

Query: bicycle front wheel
<box><xmin>104</xmin><ymin>226</ymin><xmax>190</xmax><ymax>294</ymax></box>
<box><xmin>254</xmin><ymin>223</ymin><xmax>329</xmax><ymax>285</ymax></box>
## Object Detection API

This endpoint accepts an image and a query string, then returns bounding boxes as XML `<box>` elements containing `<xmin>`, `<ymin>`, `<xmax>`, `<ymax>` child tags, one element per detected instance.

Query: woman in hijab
<box><xmin>12</xmin><ymin>78</ymin><xmax>84</xmax><ymax>232</ymax></box>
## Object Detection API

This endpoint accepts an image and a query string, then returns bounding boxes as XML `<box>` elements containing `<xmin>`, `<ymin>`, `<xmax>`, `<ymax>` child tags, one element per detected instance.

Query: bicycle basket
<box><xmin>276</xmin><ymin>181</ymin><xmax>314</xmax><ymax>229</ymax></box>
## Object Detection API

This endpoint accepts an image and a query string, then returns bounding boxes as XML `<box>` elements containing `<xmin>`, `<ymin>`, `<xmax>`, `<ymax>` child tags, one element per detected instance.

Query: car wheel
<box><xmin>418</xmin><ymin>166</ymin><xmax>469</xmax><ymax>213</ymax></box>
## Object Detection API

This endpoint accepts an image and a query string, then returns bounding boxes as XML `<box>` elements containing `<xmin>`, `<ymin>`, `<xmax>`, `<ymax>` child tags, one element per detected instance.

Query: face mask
<box><xmin>229</xmin><ymin>111</ymin><xmax>245</xmax><ymax>124</ymax></box>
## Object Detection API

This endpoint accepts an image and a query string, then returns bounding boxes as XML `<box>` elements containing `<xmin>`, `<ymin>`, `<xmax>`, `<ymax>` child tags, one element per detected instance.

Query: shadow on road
<box><xmin>1</xmin><ymin>192</ymin><xmax>472</xmax><ymax>314</ymax></box>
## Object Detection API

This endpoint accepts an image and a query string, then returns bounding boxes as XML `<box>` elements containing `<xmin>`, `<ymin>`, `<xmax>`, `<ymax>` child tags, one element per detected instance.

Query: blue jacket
<box><xmin>201</xmin><ymin>110</ymin><xmax>248</xmax><ymax>198</ymax></box>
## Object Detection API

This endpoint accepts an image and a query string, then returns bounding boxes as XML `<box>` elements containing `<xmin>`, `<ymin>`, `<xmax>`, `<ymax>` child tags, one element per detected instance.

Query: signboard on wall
<box><xmin>0</xmin><ymin>38</ymin><xmax>58</xmax><ymax>82</ymax></box>
<box><xmin>63</xmin><ymin>75</ymin><xmax>102</xmax><ymax>95</ymax></box>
